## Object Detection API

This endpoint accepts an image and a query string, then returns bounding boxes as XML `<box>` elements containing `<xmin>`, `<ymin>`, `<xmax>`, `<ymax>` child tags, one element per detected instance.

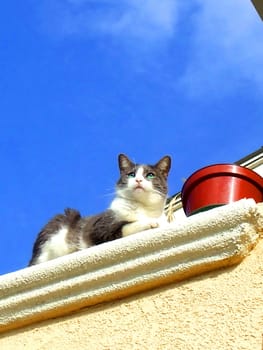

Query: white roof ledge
<box><xmin>0</xmin><ymin>199</ymin><xmax>262</xmax><ymax>334</ymax></box>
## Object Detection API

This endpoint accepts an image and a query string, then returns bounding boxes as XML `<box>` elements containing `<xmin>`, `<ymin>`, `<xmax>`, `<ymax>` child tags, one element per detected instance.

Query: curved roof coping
<box><xmin>0</xmin><ymin>199</ymin><xmax>262</xmax><ymax>334</ymax></box>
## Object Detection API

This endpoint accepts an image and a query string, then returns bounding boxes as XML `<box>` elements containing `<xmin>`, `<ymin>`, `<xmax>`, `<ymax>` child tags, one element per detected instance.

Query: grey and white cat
<box><xmin>29</xmin><ymin>154</ymin><xmax>171</xmax><ymax>265</ymax></box>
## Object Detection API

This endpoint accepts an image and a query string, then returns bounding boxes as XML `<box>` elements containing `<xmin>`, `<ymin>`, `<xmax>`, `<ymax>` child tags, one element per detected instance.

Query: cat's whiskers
<box><xmin>100</xmin><ymin>188</ymin><xmax>116</xmax><ymax>198</ymax></box>
<box><xmin>150</xmin><ymin>187</ymin><xmax>167</xmax><ymax>198</ymax></box>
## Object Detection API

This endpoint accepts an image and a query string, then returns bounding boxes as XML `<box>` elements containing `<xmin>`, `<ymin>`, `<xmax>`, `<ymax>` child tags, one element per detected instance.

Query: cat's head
<box><xmin>116</xmin><ymin>154</ymin><xmax>171</xmax><ymax>206</ymax></box>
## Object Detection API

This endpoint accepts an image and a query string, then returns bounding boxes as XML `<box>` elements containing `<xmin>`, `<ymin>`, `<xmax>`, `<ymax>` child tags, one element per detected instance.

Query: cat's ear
<box><xmin>118</xmin><ymin>154</ymin><xmax>135</xmax><ymax>173</ymax></box>
<box><xmin>155</xmin><ymin>156</ymin><xmax>171</xmax><ymax>178</ymax></box>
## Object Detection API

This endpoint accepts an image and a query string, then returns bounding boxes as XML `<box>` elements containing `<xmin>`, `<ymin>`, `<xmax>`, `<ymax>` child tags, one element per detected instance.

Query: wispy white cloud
<box><xmin>41</xmin><ymin>0</ymin><xmax>179</xmax><ymax>44</ymax></box>
<box><xmin>97</xmin><ymin>0</ymin><xmax>179</xmax><ymax>42</ymax></box>
<box><xmin>39</xmin><ymin>0</ymin><xmax>263</xmax><ymax>98</ymax></box>
<box><xmin>179</xmin><ymin>0</ymin><xmax>263</xmax><ymax>98</ymax></box>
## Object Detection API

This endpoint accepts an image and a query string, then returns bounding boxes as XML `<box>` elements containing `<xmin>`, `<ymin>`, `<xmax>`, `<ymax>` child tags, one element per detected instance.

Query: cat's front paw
<box><xmin>134</xmin><ymin>219</ymin><xmax>160</xmax><ymax>232</ymax></box>
<box><xmin>147</xmin><ymin>221</ymin><xmax>159</xmax><ymax>229</ymax></box>
<box><xmin>122</xmin><ymin>220</ymin><xmax>159</xmax><ymax>237</ymax></box>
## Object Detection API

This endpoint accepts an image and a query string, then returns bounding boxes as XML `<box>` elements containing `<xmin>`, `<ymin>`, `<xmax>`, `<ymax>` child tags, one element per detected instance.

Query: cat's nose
<box><xmin>136</xmin><ymin>178</ymin><xmax>143</xmax><ymax>183</ymax></box>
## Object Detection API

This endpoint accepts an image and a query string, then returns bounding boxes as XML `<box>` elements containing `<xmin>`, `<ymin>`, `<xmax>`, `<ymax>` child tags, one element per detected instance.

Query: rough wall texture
<box><xmin>1</xmin><ymin>239</ymin><xmax>262</xmax><ymax>350</ymax></box>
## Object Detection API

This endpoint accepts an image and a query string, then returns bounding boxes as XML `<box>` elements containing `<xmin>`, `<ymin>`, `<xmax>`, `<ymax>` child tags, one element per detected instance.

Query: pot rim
<box><xmin>181</xmin><ymin>163</ymin><xmax>263</xmax><ymax>200</ymax></box>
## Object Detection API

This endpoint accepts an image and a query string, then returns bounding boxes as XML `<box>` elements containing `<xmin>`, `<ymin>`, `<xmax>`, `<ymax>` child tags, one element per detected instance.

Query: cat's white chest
<box><xmin>110</xmin><ymin>197</ymin><xmax>163</xmax><ymax>222</ymax></box>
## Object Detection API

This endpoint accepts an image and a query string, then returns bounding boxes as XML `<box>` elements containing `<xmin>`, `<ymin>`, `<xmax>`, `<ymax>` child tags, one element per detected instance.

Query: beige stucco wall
<box><xmin>1</xmin><ymin>238</ymin><xmax>262</xmax><ymax>350</ymax></box>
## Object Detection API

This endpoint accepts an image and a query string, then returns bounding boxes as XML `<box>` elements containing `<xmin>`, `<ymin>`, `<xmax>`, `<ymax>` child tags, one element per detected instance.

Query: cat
<box><xmin>28</xmin><ymin>153</ymin><xmax>171</xmax><ymax>265</ymax></box>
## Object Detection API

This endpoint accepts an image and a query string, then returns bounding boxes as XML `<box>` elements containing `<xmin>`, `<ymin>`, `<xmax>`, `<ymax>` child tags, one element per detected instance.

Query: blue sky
<box><xmin>1</xmin><ymin>0</ymin><xmax>262</xmax><ymax>275</ymax></box>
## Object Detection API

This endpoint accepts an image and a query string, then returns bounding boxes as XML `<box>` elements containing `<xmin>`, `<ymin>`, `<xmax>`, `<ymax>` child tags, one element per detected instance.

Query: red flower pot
<box><xmin>181</xmin><ymin>164</ymin><xmax>263</xmax><ymax>216</ymax></box>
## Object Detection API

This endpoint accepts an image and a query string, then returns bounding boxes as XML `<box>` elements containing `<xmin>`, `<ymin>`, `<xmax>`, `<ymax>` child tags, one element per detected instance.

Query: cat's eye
<box><xmin>146</xmin><ymin>172</ymin><xmax>155</xmax><ymax>179</ymax></box>
<box><xmin>127</xmin><ymin>172</ymin><xmax>136</xmax><ymax>178</ymax></box>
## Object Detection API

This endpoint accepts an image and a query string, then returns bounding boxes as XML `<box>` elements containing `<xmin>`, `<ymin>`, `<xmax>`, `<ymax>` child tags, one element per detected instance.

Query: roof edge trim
<box><xmin>0</xmin><ymin>199</ymin><xmax>262</xmax><ymax>334</ymax></box>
